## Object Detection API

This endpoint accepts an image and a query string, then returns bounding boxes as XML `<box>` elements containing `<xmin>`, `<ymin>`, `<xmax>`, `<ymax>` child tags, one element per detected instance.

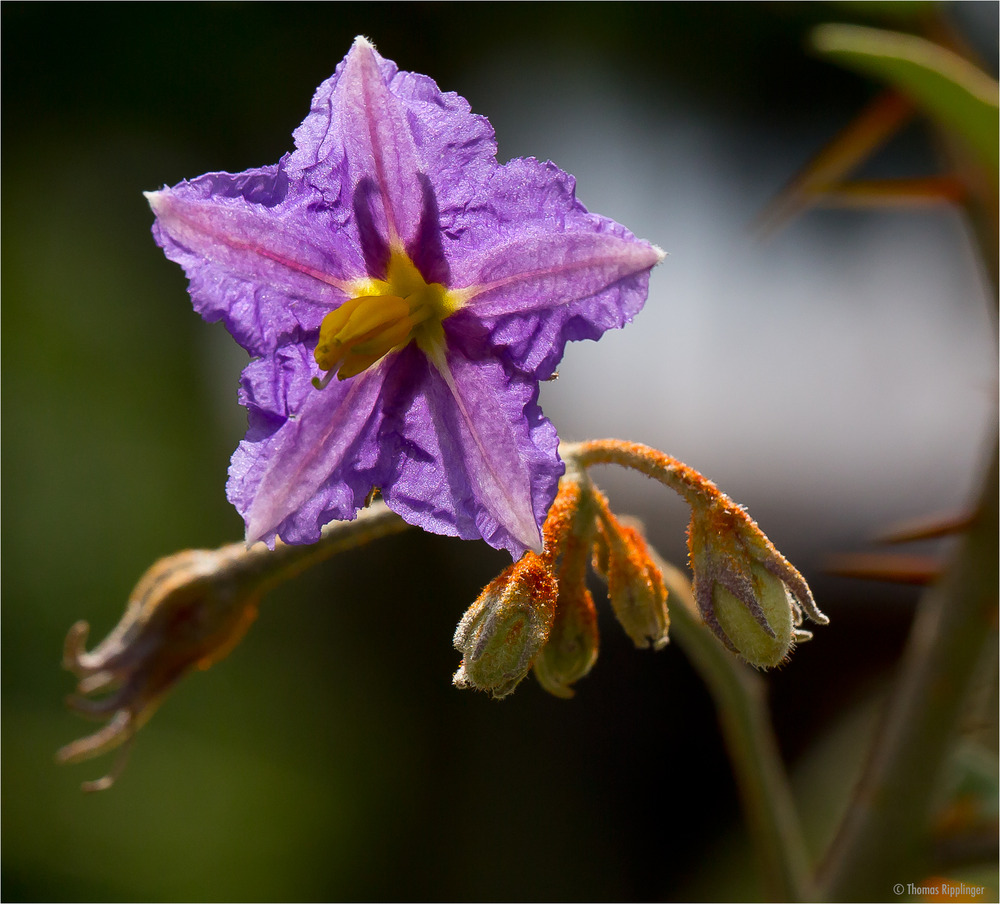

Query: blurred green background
<box><xmin>3</xmin><ymin>3</ymin><xmax>996</xmax><ymax>901</ymax></box>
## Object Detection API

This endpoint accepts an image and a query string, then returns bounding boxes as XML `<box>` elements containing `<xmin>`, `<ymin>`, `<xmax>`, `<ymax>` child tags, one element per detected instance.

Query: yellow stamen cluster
<box><xmin>313</xmin><ymin>252</ymin><xmax>462</xmax><ymax>385</ymax></box>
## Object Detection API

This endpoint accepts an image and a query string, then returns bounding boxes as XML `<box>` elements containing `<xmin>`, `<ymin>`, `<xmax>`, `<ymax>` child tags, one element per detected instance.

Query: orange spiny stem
<box><xmin>570</xmin><ymin>439</ymin><xmax>730</xmax><ymax>511</ymax></box>
<box><xmin>539</xmin><ymin>477</ymin><xmax>584</xmax><ymax>568</ymax></box>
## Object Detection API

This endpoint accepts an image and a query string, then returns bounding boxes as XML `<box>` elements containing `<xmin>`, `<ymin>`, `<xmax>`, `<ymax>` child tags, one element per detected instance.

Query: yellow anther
<box><xmin>313</xmin><ymin>251</ymin><xmax>463</xmax><ymax>385</ymax></box>
<box><xmin>335</xmin><ymin>314</ymin><xmax>415</xmax><ymax>379</ymax></box>
<box><xmin>314</xmin><ymin>294</ymin><xmax>409</xmax><ymax>370</ymax></box>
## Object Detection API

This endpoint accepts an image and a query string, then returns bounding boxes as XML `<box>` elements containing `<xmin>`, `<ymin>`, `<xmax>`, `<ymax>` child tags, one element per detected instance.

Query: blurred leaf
<box><xmin>875</xmin><ymin>509</ymin><xmax>977</xmax><ymax>543</ymax></box>
<box><xmin>826</xmin><ymin>551</ymin><xmax>942</xmax><ymax>585</ymax></box>
<box><xmin>755</xmin><ymin>90</ymin><xmax>914</xmax><ymax>234</ymax></box>
<box><xmin>815</xmin><ymin>175</ymin><xmax>965</xmax><ymax>207</ymax></box>
<box><xmin>930</xmin><ymin>740</ymin><xmax>1000</xmax><ymax>877</ymax></box>
<box><xmin>812</xmin><ymin>24</ymin><xmax>999</xmax><ymax>177</ymax></box>
<box><xmin>824</xmin><ymin>1</ymin><xmax>937</xmax><ymax>28</ymax></box>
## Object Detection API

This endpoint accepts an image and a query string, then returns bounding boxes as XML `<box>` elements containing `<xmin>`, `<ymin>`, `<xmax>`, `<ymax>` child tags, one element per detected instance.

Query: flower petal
<box><xmin>381</xmin><ymin>343</ymin><xmax>562</xmax><ymax>558</ymax></box>
<box><xmin>340</xmin><ymin>38</ymin><xmax>426</xmax><ymax>249</ymax></box>
<box><xmin>465</xmin><ymin>230</ymin><xmax>661</xmax><ymax>318</ymax></box>
<box><xmin>290</xmin><ymin>36</ymin><xmax>424</xmax><ymax>254</ymax></box>
<box><xmin>394</xmin><ymin>76</ymin><xmax>498</xmax><ymax>206</ymax></box>
<box><xmin>148</xmin><ymin>167</ymin><xmax>364</xmax><ymax>354</ymax></box>
<box><xmin>228</xmin><ymin>345</ymin><xmax>390</xmax><ymax>546</ymax></box>
<box><xmin>288</xmin><ymin>36</ymin><xmax>499</xmax><ymax>279</ymax></box>
<box><xmin>449</xmin><ymin>157</ymin><xmax>663</xmax><ymax>377</ymax></box>
<box><xmin>153</xmin><ymin>41</ymin><xmax>660</xmax><ymax>558</ymax></box>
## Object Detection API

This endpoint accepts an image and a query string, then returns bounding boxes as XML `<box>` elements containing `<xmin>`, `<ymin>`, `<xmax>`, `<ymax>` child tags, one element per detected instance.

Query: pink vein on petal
<box><xmin>245</xmin><ymin>364</ymin><xmax>387</xmax><ymax>543</ymax></box>
<box><xmin>147</xmin><ymin>191</ymin><xmax>354</xmax><ymax>296</ymax></box>
<box><xmin>342</xmin><ymin>38</ymin><xmax>422</xmax><ymax>249</ymax></box>
<box><xmin>459</xmin><ymin>232</ymin><xmax>664</xmax><ymax>317</ymax></box>
<box><xmin>424</xmin><ymin>342</ymin><xmax>543</xmax><ymax>553</ymax></box>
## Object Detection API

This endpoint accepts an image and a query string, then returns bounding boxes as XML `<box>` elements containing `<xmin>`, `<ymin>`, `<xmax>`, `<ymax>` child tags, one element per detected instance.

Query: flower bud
<box><xmin>591</xmin><ymin>522</ymin><xmax>611</xmax><ymax>582</ymax></box>
<box><xmin>532</xmin><ymin>584</ymin><xmax>599</xmax><ymax>699</ymax></box>
<box><xmin>601</xmin><ymin>515</ymin><xmax>670</xmax><ymax>650</ymax></box>
<box><xmin>453</xmin><ymin>552</ymin><xmax>557</xmax><ymax>698</ymax></box>
<box><xmin>688</xmin><ymin>503</ymin><xmax>827</xmax><ymax>668</ymax></box>
<box><xmin>531</xmin><ymin>473</ymin><xmax>603</xmax><ymax>697</ymax></box>
<box><xmin>711</xmin><ymin>561</ymin><xmax>794</xmax><ymax>668</ymax></box>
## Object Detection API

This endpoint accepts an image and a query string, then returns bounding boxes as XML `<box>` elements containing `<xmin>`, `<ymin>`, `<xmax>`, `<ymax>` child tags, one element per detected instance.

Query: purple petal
<box><xmin>381</xmin><ymin>344</ymin><xmax>562</xmax><ymax>558</ymax></box>
<box><xmin>465</xmin><ymin>231</ymin><xmax>661</xmax><ymax>318</ymax></box>
<box><xmin>228</xmin><ymin>345</ymin><xmax>390</xmax><ymax>546</ymax></box>
<box><xmin>447</xmin><ymin>157</ymin><xmax>663</xmax><ymax>377</ymax></box>
<box><xmin>470</xmin><ymin>231</ymin><xmax>659</xmax><ymax>377</ymax></box>
<box><xmin>148</xmin><ymin>169</ymin><xmax>365</xmax><ymax>354</ymax></box>
<box><xmin>388</xmin><ymin>67</ymin><xmax>498</xmax><ymax>238</ymax></box>
<box><xmin>153</xmin><ymin>40</ymin><xmax>660</xmax><ymax>559</ymax></box>
<box><xmin>288</xmin><ymin>37</ymin><xmax>499</xmax><ymax>281</ymax></box>
<box><xmin>228</xmin><ymin>339</ymin><xmax>560</xmax><ymax>558</ymax></box>
<box><xmin>290</xmin><ymin>37</ymin><xmax>424</xmax><ymax>254</ymax></box>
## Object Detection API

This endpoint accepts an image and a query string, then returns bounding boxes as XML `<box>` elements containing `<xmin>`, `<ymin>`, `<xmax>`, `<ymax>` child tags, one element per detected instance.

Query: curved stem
<box><xmin>816</xmin><ymin>442</ymin><xmax>998</xmax><ymax>900</ymax></box>
<box><xmin>570</xmin><ymin>439</ymin><xmax>730</xmax><ymax>509</ymax></box>
<box><xmin>219</xmin><ymin>500</ymin><xmax>410</xmax><ymax>595</ymax></box>
<box><xmin>58</xmin><ymin>501</ymin><xmax>413</xmax><ymax>790</ymax></box>
<box><xmin>653</xmin><ymin>550</ymin><xmax>811</xmax><ymax>902</ymax></box>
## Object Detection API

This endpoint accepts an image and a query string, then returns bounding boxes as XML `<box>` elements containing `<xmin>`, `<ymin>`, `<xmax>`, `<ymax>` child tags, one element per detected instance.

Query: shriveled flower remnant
<box><xmin>57</xmin><ymin>546</ymin><xmax>265</xmax><ymax>791</ymax></box>
<box><xmin>147</xmin><ymin>36</ymin><xmax>662</xmax><ymax>558</ymax></box>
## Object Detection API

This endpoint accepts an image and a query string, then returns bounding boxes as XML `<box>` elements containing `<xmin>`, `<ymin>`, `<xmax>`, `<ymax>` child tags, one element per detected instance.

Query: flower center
<box><xmin>313</xmin><ymin>252</ymin><xmax>461</xmax><ymax>386</ymax></box>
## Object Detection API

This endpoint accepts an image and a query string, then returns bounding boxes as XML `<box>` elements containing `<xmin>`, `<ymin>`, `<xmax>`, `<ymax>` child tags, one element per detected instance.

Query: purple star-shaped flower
<box><xmin>147</xmin><ymin>37</ymin><xmax>662</xmax><ymax>558</ymax></box>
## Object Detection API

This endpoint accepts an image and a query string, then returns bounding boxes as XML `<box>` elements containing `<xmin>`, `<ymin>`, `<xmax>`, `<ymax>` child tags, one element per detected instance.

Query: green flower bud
<box><xmin>591</xmin><ymin>520</ymin><xmax>611</xmax><ymax>581</ymax></box>
<box><xmin>453</xmin><ymin>553</ymin><xmax>557</xmax><ymax>698</ymax></box>
<box><xmin>711</xmin><ymin>562</ymin><xmax>794</xmax><ymax>668</ymax></box>
<box><xmin>602</xmin><ymin>517</ymin><xmax>670</xmax><ymax>650</ymax></box>
<box><xmin>529</xmin><ymin>469</ymin><xmax>603</xmax><ymax>698</ymax></box>
<box><xmin>687</xmin><ymin>502</ymin><xmax>827</xmax><ymax>668</ymax></box>
<box><xmin>533</xmin><ymin>581</ymin><xmax>599</xmax><ymax>699</ymax></box>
